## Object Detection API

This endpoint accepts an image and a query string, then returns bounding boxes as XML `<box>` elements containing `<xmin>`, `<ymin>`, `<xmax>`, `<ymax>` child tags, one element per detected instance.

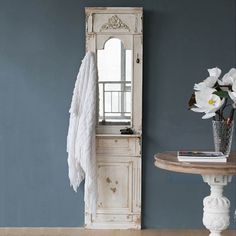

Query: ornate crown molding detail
<box><xmin>100</xmin><ymin>15</ymin><xmax>130</xmax><ymax>32</ymax></box>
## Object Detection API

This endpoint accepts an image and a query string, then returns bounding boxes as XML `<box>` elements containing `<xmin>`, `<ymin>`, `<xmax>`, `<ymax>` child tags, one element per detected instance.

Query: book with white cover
<box><xmin>177</xmin><ymin>151</ymin><xmax>227</xmax><ymax>162</ymax></box>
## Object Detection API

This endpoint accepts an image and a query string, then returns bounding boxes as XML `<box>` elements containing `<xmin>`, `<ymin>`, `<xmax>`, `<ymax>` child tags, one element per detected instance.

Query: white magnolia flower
<box><xmin>191</xmin><ymin>87</ymin><xmax>225</xmax><ymax>119</ymax></box>
<box><xmin>229</xmin><ymin>89</ymin><xmax>236</xmax><ymax>102</ymax></box>
<box><xmin>208</xmin><ymin>67</ymin><xmax>222</xmax><ymax>78</ymax></box>
<box><xmin>218</xmin><ymin>68</ymin><xmax>236</xmax><ymax>86</ymax></box>
<box><xmin>227</xmin><ymin>68</ymin><xmax>236</xmax><ymax>105</ymax></box>
<box><xmin>229</xmin><ymin>91</ymin><xmax>236</xmax><ymax>108</ymax></box>
<box><xmin>194</xmin><ymin>67</ymin><xmax>221</xmax><ymax>90</ymax></box>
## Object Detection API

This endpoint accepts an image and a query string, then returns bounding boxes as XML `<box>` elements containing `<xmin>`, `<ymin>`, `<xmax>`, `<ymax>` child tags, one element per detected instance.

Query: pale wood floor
<box><xmin>0</xmin><ymin>228</ymin><xmax>235</xmax><ymax>236</ymax></box>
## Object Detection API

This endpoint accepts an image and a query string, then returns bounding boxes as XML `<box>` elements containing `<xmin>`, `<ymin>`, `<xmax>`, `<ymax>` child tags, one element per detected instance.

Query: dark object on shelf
<box><xmin>120</xmin><ymin>128</ymin><xmax>134</xmax><ymax>135</ymax></box>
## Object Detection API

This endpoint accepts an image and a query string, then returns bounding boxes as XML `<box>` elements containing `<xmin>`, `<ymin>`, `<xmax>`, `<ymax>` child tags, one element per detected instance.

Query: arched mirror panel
<box><xmin>97</xmin><ymin>38</ymin><xmax>132</xmax><ymax>125</ymax></box>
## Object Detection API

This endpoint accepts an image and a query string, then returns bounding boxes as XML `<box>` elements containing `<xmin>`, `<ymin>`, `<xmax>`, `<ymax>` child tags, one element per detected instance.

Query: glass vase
<box><xmin>212</xmin><ymin>120</ymin><xmax>234</xmax><ymax>156</ymax></box>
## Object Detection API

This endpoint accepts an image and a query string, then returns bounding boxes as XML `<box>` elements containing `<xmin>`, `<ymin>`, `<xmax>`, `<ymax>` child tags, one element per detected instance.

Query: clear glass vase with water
<box><xmin>212</xmin><ymin>120</ymin><xmax>234</xmax><ymax>156</ymax></box>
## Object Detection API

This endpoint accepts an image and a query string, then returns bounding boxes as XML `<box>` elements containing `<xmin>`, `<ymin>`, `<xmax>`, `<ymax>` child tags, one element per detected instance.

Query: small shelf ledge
<box><xmin>96</xmin><ymin>133</ymin><xmax>141</xmax><ymax>138</ymax></box>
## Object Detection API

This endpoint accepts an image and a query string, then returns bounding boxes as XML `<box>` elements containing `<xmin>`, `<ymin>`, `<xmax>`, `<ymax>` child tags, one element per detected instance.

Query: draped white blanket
<box><xmin>67</xmin><ymin>51</ymin><xmax>97</xmax><ymax>218</ymax></box>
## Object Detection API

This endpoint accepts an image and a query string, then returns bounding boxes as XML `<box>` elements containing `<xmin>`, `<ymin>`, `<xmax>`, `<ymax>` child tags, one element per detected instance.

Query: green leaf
<box><xmin>213</xmin><ymin>90</ymin><xmax>228</xmax><ymax>98</ymax></box>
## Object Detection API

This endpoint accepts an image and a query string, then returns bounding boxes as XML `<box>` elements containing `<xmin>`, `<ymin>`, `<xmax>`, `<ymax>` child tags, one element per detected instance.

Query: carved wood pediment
<box><xmin>100</xmin><ymin>15</ymin><xmax>130</xmax><ymax>32</ymax></box>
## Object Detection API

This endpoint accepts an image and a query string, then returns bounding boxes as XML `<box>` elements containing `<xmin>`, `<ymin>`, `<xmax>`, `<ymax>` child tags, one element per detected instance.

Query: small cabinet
<box><xmin>85</xmin><ymin>7</ymin><xmax>143</xmax><ymax>229</ymax></box>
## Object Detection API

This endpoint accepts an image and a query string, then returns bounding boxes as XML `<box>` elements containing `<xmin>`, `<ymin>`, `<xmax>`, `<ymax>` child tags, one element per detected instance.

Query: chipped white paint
<box><xmin>85</xmin><ymin>7</ymin><xmax>143</xmax><ymax>229</ymax></box>
<box><xmin>85</xmin><ymin>136</ymin><xmax>142</xmax><ymax>229</ymax></box>
<box><xmin>202</xmin><ymin>175</ymin><xmax>232</xmax><ymax>236</ymax></box>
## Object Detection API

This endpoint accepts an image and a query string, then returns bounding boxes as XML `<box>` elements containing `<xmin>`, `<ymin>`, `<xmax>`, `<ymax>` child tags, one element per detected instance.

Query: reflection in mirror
<box><xmin>97</xmin><ymin>38</ymin><xmax>132</xmax><ymax>125</ymax></box>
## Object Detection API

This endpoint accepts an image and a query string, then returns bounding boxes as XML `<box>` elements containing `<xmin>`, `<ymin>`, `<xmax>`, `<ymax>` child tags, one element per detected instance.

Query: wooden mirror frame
<box><xmin>85</xmin><ymin>7</ymin><xmax>143</xmax><ymax>135</ymax></box>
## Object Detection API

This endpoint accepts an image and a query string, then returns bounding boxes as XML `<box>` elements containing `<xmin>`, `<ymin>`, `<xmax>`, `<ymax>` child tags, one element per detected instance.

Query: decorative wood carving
<box><xmin>100</xmin><ymin>15</ymin><xmax>130</xmax><ymax>32</ymax></box>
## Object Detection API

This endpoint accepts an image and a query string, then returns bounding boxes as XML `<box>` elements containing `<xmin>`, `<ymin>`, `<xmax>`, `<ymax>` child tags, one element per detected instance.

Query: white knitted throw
<box><xmin>67</xmin><ymin>51</ymin><xmax>97</xmax><ymax>218</ymax></box>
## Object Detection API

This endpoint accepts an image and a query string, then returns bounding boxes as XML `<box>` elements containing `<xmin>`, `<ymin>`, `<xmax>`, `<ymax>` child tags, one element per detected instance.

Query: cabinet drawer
<box><xmin>96</xmin><ymin>137</ymin><xmax>140</xmax><ymax>156</ymax></box>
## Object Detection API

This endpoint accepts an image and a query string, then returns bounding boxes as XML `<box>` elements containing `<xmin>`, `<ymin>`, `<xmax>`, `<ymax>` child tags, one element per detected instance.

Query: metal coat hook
<box><xmin>136</xmin><ymin>53</ymin><xmax>140</xmax><ymax>63</ymax></box>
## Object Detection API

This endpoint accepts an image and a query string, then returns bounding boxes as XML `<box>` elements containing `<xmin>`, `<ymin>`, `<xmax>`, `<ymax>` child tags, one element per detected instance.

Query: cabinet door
<box><xmin>97</xmin><ymin>157</ymin><xmax>133</xmax><ymax>213</ymax></box>
<box><xmin>85</xmin><ymin>154</ymin><xmax>141</xmax><ymax>229</ymax></box>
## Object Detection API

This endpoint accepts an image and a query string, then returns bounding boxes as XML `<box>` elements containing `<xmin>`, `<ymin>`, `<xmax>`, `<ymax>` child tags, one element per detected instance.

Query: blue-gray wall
<box><xmin>0</xmin><ymin>0</ymin><xmax>235</xmax><ymax>229</ymax></box>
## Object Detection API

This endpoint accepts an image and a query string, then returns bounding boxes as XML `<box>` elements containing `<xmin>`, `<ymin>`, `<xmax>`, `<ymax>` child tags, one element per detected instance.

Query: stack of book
<box><xmin>177</xmin><ymin>151</ymin><xmax>227</xmax><ymax>163</ymax></box>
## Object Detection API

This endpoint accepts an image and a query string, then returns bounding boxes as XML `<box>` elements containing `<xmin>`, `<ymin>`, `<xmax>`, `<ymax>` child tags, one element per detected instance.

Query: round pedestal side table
<box><xmin>154</xmin><ymin>151</ymin><xmax>236</xmax><ymax>236</ymax></box>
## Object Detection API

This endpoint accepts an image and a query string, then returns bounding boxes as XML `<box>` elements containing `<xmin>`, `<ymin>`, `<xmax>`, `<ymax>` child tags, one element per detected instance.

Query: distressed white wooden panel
<box><xmin>85</xmin><ymin>7</ymin><xmax>143</xmax><ymax>34</ymax></box>
<box><xmin>132</xmin><ymin>34</ymin><xmax>143</xmax><ymax>133</ymax></box>
<box><xmin>132</xmin><ymin>156</ymin><xmax>142</xmax><ymax>213</ymax></box>
<box><xmin>85</xmin><ymin>7</ymin><xmax>142</xmax><ymax>230</ymax></box>
<box><xmin>93</xmin><ymin>14</ymin><xmax>136</xmax><ymax>33</ymax></box>
<box><xmin>96</xmin><ymin>137</ymin><xmax>140</xmax><ymax>156</ymax></box>
<box><xmin>87</xmin><ymin>214</ymin><xmax>141</xmax><ymax>229</ymax></box>
<box><xmin>97</xmin><ymin>162</ymin><xmax>132</xmax><ymax>211</ymax></box>
<box><xmin>95</xmin><ymin>213</ymin><xmax>133</xmax><ymax>223</ymax></box>
<box><xmin>85</xmin><ymin>33</ymin><xmax>96</xmax><ymax>53</ymax></box>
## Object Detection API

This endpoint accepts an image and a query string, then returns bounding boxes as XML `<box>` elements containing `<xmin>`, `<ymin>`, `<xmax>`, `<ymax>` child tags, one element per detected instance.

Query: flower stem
<box><xmin>219</xmin><ymin>98</ymin><xmax>228</xmax><ymax>121</ymax></box>
<box><xmin>226</xmin><ymin>108</ymin><xmax>235</xmax><ymax>124</ymax></box>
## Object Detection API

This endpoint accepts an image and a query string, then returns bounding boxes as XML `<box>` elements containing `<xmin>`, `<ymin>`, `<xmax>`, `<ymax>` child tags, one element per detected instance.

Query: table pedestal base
<box><xmin>202</xmin><ymin>175</ymin><xmax>232</xmax><ymax>236</ymax></box>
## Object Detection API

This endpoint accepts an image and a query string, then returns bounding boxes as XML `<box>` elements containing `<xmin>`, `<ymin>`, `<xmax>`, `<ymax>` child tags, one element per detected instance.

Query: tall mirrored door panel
<box><xmin>85</xmin><ymin>7</ymin><xmax>143</xmax><ymax>229</ymax></box>
<box><xmin>97</xmin><ymin>38</ymin><xmax>132</xmax><ymax>126</ymax></box>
